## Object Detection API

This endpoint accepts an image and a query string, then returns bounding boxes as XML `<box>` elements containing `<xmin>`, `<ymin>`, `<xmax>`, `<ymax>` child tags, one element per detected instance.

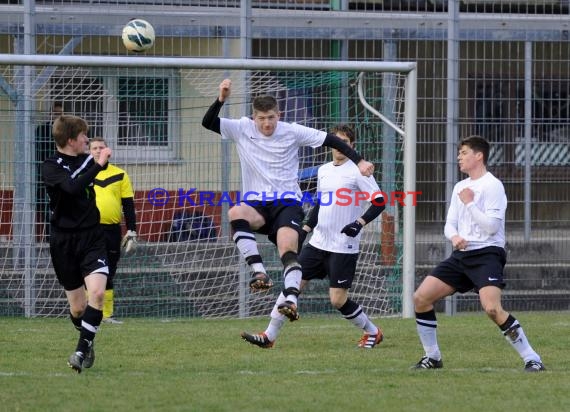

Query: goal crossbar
<box><xmin>0</xmin><ymin>54</ymin><xmax>416</xmax><ymax>73</ymax></box>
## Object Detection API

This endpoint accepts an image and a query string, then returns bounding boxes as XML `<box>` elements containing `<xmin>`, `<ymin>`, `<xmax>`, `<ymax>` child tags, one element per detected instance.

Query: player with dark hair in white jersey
<box><xmin>412</xmin><ymin>135</ymin><xmax>545</xmax><ymax>372</ymax></box>
<box><xmin>241</xmin><ymin>124</ymin><xmax>385</xmax><ymax>349</ymax></box>
<box><xmin>202</xmin><ymin>79</ymin><xmax>375</xmax><ymax>311</ymax></box>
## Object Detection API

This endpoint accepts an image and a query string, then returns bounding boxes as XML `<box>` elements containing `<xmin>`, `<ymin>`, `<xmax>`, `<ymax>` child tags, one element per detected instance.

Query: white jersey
<box><xmin>220</xmin><ymin>117</ymin><xmax>327</xmax><ymax>201</ymax></box>
<box><xmin>446</xmin><ymin>171</ymin><xmax>507</xmax><ymax>250</ymax></box>
<box><xmin>309</xmin><ymin>160</ymin><xmax>382</xmax><ymax>254</ymax></box>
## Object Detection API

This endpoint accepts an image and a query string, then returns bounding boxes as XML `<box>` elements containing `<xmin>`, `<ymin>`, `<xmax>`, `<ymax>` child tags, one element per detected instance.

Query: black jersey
<box><xmin>42</xmin><ymin>151</ymin><xmax>103</xmax><ymax>231</ymax></box>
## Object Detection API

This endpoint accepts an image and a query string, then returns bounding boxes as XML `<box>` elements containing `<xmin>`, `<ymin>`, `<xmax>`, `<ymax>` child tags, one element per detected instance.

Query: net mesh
<box><xmin>0</xmin><ymin>64</ymin><xmax>409</xmax><ymax>318</ymax></box>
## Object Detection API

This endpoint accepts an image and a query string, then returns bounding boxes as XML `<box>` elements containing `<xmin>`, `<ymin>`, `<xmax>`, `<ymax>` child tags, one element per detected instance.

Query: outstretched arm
<box><xmin>322</xmin><ymin>134</ymin><xmax>374</xmax><ymax>176</ymax></box>
<box><xmin>202</xmin><ymin>79</ymin><xmax>232</xmax><ymax>134</ymax></box>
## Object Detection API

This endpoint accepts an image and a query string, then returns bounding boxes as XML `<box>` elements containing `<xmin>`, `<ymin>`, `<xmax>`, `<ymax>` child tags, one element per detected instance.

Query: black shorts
<box><xmin>50</xmin><ymin>226</ymin><xmax>109</xmax><ymax>291</ymax></box>
<box><xmin>247</xmin><ymin>199</ymin><xmax>304</xmax><ymax>244</ymax></box>
<box><xmin>431</xmin><ymin>246</ymin><xmax>507</xmax><ymax>293</ymax></box>
<box><xmin>101</xmin><ymin>224</ymin><xmax>122</xmax><ymax>279</ymax></box>
<box><xmin>299</xmin><ymin>243</ymin><xmax>359</xmax><ymax>289</ymax></box>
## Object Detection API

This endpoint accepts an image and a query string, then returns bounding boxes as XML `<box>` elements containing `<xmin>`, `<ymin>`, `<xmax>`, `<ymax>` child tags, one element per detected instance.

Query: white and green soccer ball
<box><xmin>122</xmin><ymin>19</ymin><xmax>155</xmax><ymax>53</ymax></box>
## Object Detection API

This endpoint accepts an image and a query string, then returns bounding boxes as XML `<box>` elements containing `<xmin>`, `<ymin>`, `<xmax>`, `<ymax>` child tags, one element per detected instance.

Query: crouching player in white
<box><xmin>412</xmin><ymin>135</ymin><xmax>545</xmax><ymax>372</ymax></box>
<box><xmin>241</xmin><ymin>124</ymin><xmax>385</xmax><ymax>349</ymax></box>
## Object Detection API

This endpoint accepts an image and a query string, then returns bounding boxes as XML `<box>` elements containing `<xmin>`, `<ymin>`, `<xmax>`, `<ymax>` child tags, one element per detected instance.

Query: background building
<box><xmin>0</xmin><ymin>0</ymin><xmax>568</xmax><ymax>316</ymax></box>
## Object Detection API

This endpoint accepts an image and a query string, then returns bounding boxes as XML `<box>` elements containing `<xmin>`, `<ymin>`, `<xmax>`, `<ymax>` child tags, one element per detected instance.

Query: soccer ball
<box><xmin>122</xmin><ymin>19</ymin><xmax>155</xmax><ymax>53</ymax></box>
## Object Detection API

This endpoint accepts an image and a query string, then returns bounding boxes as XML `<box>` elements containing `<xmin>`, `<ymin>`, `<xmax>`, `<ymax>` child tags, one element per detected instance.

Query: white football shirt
<box><xmin>446</xmin><ymin>171</ymin><xmax>507</xmax><ymax>250</ymax></box>
<box><xmin>220</xmin><ymin>117</ymin><xmax>327</xmax><ymax>201</ymax></box>
<box><xmin>309</xmin><ymin>160</ymin><xmax>382</xmax><ymax>254</ymax></box>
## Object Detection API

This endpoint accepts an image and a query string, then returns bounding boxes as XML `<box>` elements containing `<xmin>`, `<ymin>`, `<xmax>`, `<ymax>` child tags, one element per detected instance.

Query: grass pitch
<box><xmin>1</xmin><ymin>312</ymin><xmax>568</xmax><ymax>412</ymax></box>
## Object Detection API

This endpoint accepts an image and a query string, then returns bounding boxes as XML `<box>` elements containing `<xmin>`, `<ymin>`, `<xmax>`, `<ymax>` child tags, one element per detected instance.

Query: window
<box><xmin>473</xmin><ymin>79</ymin><xmax>510</xmax><ymax>144</ymax></box>
<box><xmin>471</xmin><ymin>76</ymin><xmax>570</xmax><ymax>166</ymax></box>
<box><xmin>48</xmin><ymin>68</ymin><xmax>179</xmax><ymax>161</ymax></box>
<box><xmin>519</xmin><ymin>79</ymin><xmax>570</xmax><ymax>143</ymax></box>
<box><xmin>117</xmin><ymin>77</ymin><xmax>169</xmax><ymax>147</ymax></box>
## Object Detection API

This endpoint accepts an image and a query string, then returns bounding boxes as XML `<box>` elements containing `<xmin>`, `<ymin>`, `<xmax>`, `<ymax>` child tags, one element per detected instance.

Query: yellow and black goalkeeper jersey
<box><xmin>93</xmin><ymin>163</ymin><xmax>135</xmax><ymax>227</ymax></box>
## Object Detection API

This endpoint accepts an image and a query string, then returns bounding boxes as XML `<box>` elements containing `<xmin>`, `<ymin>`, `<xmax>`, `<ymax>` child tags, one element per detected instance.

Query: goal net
<box><xmin>0</xmin><ymin>56</ymin><xmax>416</xmax><ymax>318</ymax></box>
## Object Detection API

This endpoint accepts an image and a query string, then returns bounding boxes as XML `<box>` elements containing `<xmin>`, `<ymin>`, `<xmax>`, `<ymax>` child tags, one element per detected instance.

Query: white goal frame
<box><xmin>0</xmin><ymin>54</ymin><xmax>417</xmax><ymax>318</ymax></box>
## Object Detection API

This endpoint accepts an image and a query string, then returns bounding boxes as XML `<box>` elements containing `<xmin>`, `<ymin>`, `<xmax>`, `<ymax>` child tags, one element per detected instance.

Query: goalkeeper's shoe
<box><xmin>82</xmin><ymin>342</ymin><xmax>95</xmax><ymax>369</ymax></box>
<box><xmin>249</xmin><ymin>272</ymin><xmax>273</xmax><ymax>291</ymax></box>
<box><xmin>277</xmin><ymin>300</ymin><xmax>299</xmax><ymax>322</ymax></box>
<box><xmin>412</xmin><ymin>355</ymin><xmax>443</xmax><ymax>369</ymax></box>
<box><xmin>102</xmin><ymin>316</ymin><xmax>124</xmax><ymax>325</ymax></box>
<box><xmin>524</xmin><ymin>360</ymin><xmax>546</xmax><ymax>372</ymax></box>
<box><xmin>67</xmin><ymin>352</ymin><xmax>84</xmax><ymax>373</ymax></box>
<box><xmin>240</xmin><ymin>331</ymin><xmax>274</xmax><ymax>348</ymax></box>
<box><xmin>357</xmin><ymin>329</ymin><xmax>384</xmax><ymax>349</ymax></box>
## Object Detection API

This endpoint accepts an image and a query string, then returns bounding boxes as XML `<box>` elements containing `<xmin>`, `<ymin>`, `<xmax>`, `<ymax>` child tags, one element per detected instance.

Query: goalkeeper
<box><xmin>89</xmin><ymin>137</ymin><xmax>137</xmax><ymax>324</ymax></box>
<box><xmin>241</xmin><ymin>124</ymin><xmax>385</xmax><ymax>349</ymax></box>
<box><xmin>202</xmin><ymin>79</ymin><xmax>374</xmax><ymax>312</ymax></box>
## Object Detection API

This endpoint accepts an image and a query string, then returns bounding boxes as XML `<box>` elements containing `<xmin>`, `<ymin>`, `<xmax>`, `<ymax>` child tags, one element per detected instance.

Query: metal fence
<box><xmin>0</xmin><ymin>0</ymin><xmax>568</xmax><ymax>314</ymax></box>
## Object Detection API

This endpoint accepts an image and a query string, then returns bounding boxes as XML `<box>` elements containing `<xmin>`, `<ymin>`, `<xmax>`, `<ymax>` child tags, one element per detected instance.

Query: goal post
<box><xmin>0</xmin><ymin>55</ymin><xmax>417</xmax><ymax>319</ymax></box>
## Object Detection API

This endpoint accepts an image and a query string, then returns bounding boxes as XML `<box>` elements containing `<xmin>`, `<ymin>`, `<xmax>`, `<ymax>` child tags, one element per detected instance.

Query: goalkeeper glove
<box><xmin>121</xmin><ymin>230</ymin><xmax>137</xmax><ymax>254</ymax></box>
<box><xmin>340</xmin><ymin>220</ymin><xmax>363</xmax><ymax>237</ymax></box>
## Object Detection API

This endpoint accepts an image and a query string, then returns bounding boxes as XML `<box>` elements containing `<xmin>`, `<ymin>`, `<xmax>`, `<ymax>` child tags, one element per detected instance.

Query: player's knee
<box><xmin>413</xmin><ymin>290</ymin><xmax>430</xmax><ymax>310</ymax></box>
<box><xmin>483</xmin><ymin>304</ymin><xmax>503</xmax><ymax>321</ymax></box>
<box><xmin>227</xmin><ymin>207</ymin><xmax>241</xmax><ymax>221</ymax></box>
<box><xmin>69</xmin><ymin>306</ymin><xmax>85</xmax><ymax>319</ymax></box>
<box><xmin>87</xmin><ymin>287</ymin><xmax>105</xmax><ymax>306</ymax></box>
<box><xmin>412</xmin><ymin>290</ymin><xmax>422</xmax><ymax>306</ymax></box>
<box><xmin>330</xmin><ymin>296</ymin><xmax>344</xmax><ymax>309</ymax></box>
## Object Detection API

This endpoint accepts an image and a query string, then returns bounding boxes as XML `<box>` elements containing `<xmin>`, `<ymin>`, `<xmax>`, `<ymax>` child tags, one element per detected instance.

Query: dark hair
<box><xmin>459</xmin><ymin>135</ymin><xmax>490</xmax><ymax>165</ymax></box>
<box><xmin>329</xmin><ymin>124</ymin><xmax>356</xmax><ymax>144</ymax></box>
<box><xmin>52</xmin><ymin>115</ymin><xmax>89</xmax><ymax>148</ymax></box>
<box><xmin>252</xmin><ymin>95</ymin><xmax>278</xmax><ymax>113</ymax></box>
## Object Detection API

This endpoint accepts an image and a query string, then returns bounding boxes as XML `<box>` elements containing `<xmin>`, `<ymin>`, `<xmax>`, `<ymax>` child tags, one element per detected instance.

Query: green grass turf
<box><xmin>1</xmin><ymin>312</ymin><xmax>568</xmax><ymax>412</ymax></box>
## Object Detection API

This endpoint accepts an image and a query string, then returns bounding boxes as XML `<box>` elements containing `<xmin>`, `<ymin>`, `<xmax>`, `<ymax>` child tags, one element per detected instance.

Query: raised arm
<box><xmin>202</xmin><ymin>78</ymin><xmax>232</xmax><ymax>134</ymax></box>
